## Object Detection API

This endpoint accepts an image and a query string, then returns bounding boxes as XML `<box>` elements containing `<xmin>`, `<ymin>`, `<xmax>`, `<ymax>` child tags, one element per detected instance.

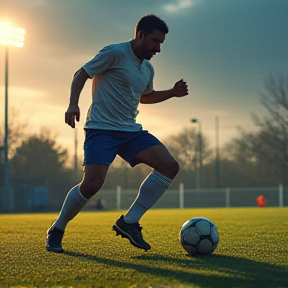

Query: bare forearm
<box><xmin>69</xmin><ymin>68</ymin><xmax>89</xmax><ymax>106</ymax></box>
<box><xmin>140</xmin><ymin>79</ymin><xmax>188</xmax><ymax>104</ymax></box>
<box><xmin>65</xmin><ymin>68</ymin><xmax>89</xmax><ymax>128</ymax></box>
<box><xmin>140</xmin><ymin>89</ymin><xmax>175</xmax><ymax>104</ymax></box>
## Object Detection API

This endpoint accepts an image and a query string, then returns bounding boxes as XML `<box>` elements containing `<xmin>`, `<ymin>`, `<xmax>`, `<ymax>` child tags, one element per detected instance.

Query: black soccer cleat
<box><xmin>46</xmin><ymin>227</ymin><xmax>64</xmax><ymax>253</ymax></box>
<box><xmin>112</xmin><ymin>215</ymin><xmax>151</xmax><ymax>251</ymax></box>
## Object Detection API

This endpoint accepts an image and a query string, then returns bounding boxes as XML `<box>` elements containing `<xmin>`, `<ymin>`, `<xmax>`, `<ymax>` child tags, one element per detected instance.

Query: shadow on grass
<box><xmin>64</xmin><ymin>250</ymin><xmax>288</xmax><ymax>288</ymax></box>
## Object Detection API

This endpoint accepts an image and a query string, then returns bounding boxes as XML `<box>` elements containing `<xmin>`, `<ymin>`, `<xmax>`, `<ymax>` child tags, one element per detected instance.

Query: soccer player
<box><xmin>46</xmin><ymin>14</ymin><xmax>188</xmax><ymax>253</ymax></box>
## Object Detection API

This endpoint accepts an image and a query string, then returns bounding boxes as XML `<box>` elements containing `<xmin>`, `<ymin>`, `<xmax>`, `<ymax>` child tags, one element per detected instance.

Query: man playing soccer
<box><xmin>46</xmin><ymin>14</ymin><xmax>188</xmax><ymax>253</ymax></box>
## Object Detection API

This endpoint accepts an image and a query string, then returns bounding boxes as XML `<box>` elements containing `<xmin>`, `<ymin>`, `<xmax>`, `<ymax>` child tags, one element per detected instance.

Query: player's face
<box><xmin>140</xmin><ymin>29</ymin><xmax>165</xmax><ymax>60</ymax></box>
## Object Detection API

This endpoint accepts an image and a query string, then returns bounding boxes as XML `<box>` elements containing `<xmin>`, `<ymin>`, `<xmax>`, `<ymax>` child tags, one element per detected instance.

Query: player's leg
<box><xmin>134</xmin><ymin>143</ymin><xmax>179</xmax><ymax>179</ymax></box>
<box><xmin>113</xmin><ymin>132</ymin><xmax>179</xmax><ymax>251</ymax></box>
<box><xmin>49</xmin><ymin>164</ymin><xmax>108</xmax><ymax>231</ymax></box>
<box><xmin>46</xmin><ymin>164</ymin><xmax>108</xmax><ymax>253</ymax></box>
<box><xmin>46</xmin><ymin>129</ymin><xmax>116</xmax><ymax>253</ymax></box>
<box><xmin>124</xmin><ymin>144</ymin><xmax>179</xmax><ymax>224</ymax></box>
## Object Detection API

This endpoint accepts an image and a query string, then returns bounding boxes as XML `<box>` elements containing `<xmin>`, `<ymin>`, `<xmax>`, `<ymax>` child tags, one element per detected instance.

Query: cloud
<box><xmin>163</xmin><ymin>0</ymin><xmax>196</xmax><ymax>12</ymax></box>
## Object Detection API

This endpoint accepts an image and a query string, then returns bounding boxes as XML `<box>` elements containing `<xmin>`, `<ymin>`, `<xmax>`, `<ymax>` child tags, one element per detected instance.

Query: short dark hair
<box><xmin>135</xmin><ymin>14</ymin><xmax>169</xmax><ymax>36</ymax></box>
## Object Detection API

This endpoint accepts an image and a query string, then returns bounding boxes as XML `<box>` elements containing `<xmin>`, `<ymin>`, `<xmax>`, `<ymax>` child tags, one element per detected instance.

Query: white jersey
<box><xmin>82</xmin><ymin>41</ymin><xmax>154</xmax><ymax>131</ymax></box>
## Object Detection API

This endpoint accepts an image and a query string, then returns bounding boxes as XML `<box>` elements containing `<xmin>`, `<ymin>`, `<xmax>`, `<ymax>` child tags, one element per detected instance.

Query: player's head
<box><xmin>135</xmin><ymin>14</ymin><xmax>169</xmax><ymax>36</ymax></box>
<box><xmin>134</xmin><ymin>14</ymin><xmax>169</xmax><ymax>60</ymax></box>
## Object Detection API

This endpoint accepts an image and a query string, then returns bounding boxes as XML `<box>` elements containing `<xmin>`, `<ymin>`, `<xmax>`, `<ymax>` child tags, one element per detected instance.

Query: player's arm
<box><xmin>140</xmin><ymin>79</ymin><xmax>188</xmax><ymax>104</ymax></box>
<box><xmin>65</xmin><ymin>68</ymin><xmax>90</xmax><ymax>128</ymax></box>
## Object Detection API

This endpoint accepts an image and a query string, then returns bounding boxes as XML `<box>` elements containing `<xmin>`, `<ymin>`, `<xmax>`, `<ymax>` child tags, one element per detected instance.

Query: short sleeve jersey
<box><xmin>82</xmin><ymin>41</ymin><xmax>154</xmax><ymax>131</ymax></box>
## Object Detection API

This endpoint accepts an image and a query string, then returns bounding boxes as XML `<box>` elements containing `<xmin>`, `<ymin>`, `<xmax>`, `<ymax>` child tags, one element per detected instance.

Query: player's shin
<box><xmin>124</xmin><ymin>171</ymin><xmax>172</xmax><ymax>224</ymax></box>
<box><xmin>49</xmin><ymin>184</ymin><xmax>89</xmax><ymax>231</ymax></box>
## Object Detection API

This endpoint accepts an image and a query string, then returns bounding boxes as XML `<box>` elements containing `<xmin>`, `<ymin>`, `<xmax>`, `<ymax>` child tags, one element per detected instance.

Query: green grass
<box><xmin>0</xmin><ymin>208</ymin><xmax>288</xmax><ymax>288</ymax></box>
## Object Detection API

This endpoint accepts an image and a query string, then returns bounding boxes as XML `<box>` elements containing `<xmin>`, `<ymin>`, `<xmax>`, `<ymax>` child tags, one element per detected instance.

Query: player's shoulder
<box><xmin>101</xmin><ymin>42</ymin><xmax>129</xmax><ymax>55</ymax></box>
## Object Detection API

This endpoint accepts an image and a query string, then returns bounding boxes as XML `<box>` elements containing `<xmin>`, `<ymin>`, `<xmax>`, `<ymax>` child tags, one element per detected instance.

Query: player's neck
<box><xmin>130</xmin><ymin>40</ymin><xmax>144</xmax><ymax>64</ymax></box>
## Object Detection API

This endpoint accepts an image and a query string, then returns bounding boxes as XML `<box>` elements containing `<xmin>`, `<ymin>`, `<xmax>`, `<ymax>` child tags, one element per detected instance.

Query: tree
<box><xmin>221</xmin><ymin>73</ymin><xmax>288</xmax><ymax>187</ymax></box>
<box><xmin>222</xmin><ymin>128</ymin><xmax>274</xmax><ymax>186</ymax></box>
<box><xmin>254</xmin><ymin>74</ymin><xmax>288</xmax><ymax>185</ymax></box>
<box><xmin>0</xmin><ymin>107</ymin><xmax>28</xmax><ymax>157</ymax></box>
<box><xmin>163</xmin><ymin>127</ymin><xmax>213</xmax><ymax>188</ymax></box>
<box><xmin>10</xmin><ymin>128</ymin><xmax>75</xmax><ymax>208</ymax></box>
<box><xmin>0</xmin><ymin>107</ymin><xmax>28</xmax><ymax>187</ymax></box>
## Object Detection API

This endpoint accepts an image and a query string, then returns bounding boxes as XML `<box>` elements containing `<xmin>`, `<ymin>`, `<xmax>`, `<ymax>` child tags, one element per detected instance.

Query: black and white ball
<box><xmin>179</xmin><ymin>217</ymin><xmax>219</xmax><ymax>255</ymax></box>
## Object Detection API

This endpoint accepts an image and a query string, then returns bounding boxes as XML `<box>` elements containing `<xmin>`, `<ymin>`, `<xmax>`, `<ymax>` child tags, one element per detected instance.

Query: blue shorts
<box><xmin>83</xmin><ymin>129</ymin><xmax>162</xmax><ymax>167</ymax></box>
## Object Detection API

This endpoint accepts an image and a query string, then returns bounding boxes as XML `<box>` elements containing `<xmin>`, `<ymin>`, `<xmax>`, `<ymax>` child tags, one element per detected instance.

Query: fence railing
<box><xmin>1</xmin><ymin>184</ymin><xmax>286</xmax><ymax>212</ymax></box>
<box><xmin>85</xmin><ymin>184</ymin><xmax>287</xmax><ymax>210</ymax></box>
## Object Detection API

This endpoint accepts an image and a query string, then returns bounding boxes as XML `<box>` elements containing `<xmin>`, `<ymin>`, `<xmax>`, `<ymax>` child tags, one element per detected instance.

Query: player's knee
<box><xmin>79</xmin><ymin>179</ymin><xmax>104</xmax><ymax>199</ymax></box>
<box><xmin>170</xmin><ymin>159</ymin><xmax>180</xmax><ymax>177</ymax></box>
<box><xmin>161</xmin><ymin>159</ymin><xmax>179</xmax><ymax>179</ymax></box>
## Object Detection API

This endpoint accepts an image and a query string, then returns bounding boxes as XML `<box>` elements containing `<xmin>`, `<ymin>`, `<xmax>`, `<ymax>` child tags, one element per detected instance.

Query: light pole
<box><xmin>215</xmin><ymin>116</ymin><xmax>220</xmax><ymax>187</ymax></box>
<box><xmin>0</xmin><ymin>22</ymin><xmax>25</xmax><ymax>198</ymax></box>
<box><xmin>74</xmin><ymin>128</ymin><xmax>78</xmax><ymax>179</ymax></box>
<box><xmin>191</xmin><ymin>118</ymin><xmax>202</xmax><ymax>189</ymax></box>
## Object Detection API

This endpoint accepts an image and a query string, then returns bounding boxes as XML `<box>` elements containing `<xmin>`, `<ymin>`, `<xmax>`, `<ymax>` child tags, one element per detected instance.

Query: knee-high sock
<box><xmin>49</xmin><ymin>184</ymin><xmax>88</xmax><ymax>231</ymax></box>
<box><xmin>124</xmin><ymin>171</ymin><xmax>172</xmax><ymax>224</ymax></box>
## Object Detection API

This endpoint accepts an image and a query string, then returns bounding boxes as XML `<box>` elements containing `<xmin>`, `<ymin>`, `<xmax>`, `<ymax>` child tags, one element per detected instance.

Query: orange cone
<box><xmin>257</xmin><ymin>195</ymin><xmax>267</xmax><ymax>207</ymax></box>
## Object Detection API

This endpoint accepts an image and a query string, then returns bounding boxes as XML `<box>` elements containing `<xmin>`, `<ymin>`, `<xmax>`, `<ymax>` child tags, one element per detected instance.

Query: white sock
<box><xmin>49</xmin><ymin>184</ymin><xmax>88</xmax><ymax>231</ymax></box>
<box><xmin>124</xmin><ymin>171</ymin><xmax>172</xmax><ymax>224</ymax></box>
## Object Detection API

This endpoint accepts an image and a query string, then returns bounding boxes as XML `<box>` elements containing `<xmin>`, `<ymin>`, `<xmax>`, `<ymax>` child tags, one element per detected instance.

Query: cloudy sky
<box><xmin>0</xmin><ymin>0</ymin><xmax>287</xmax><ymax>161</ymax></box>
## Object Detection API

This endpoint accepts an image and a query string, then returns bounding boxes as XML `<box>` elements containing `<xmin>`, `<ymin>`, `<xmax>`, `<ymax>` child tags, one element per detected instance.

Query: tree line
<box><xmin>0</xmin><ymin>74</ymin><xmax>287</xmax><ymax>210</ymax></box>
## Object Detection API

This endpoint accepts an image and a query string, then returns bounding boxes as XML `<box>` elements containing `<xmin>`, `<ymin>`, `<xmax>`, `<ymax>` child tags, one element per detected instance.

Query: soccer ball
<box><xmin>179</xmin><ymin>217</ymin><xmax>219</xmax><ymax>255</ymax></box>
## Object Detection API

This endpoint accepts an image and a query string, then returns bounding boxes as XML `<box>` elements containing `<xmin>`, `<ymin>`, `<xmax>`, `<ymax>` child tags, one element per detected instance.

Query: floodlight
<box><xmin>0</xmin><ymin>21</ymin><xmax>25</xmax><ymax>47</ymax></box>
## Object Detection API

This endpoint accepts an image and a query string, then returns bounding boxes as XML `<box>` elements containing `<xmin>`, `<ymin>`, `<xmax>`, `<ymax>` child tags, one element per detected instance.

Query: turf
<box><xmin>0</xmin><ymin>208</ymin><xmax>287</xmax><ymax>288</ymax></box>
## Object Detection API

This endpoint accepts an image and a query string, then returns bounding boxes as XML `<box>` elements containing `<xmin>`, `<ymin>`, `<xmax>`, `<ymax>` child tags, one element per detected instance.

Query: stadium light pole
<box><xmin>74</xmin><ymin>128</ymin><xmax>78</xmax><ymax>179</ymax></box>
<box><xmin>191</xmin><ymin>118</ymin><xmax>202</xmax><ymax>189</ymax></box>
<box><xmin>215</xmin><ymin>116</ymin><xmax>220</xmax><ymax>188</ymax></box>
<box><xmin>0</xmin><ymin>22</ymin><xmax>25</xmax><ymax>197</ymax></box>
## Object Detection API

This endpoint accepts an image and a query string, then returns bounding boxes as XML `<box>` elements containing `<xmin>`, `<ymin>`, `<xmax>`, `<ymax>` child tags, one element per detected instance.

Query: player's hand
<box><xmin>173</xmin><ymin>79</ymin><xmax>188</xmax><ymax>97</ymax></box>
<box><xmin>65</xmin><ymin>104</ymin><xmax>80</xmax><ymax>128</ymax></box>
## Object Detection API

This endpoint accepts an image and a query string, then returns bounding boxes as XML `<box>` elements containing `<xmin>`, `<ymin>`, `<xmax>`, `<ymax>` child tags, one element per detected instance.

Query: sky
<box><xmin>0</xmin><ymin>0</ymin><xmax>287</xmax><ymax>162</ymax></box>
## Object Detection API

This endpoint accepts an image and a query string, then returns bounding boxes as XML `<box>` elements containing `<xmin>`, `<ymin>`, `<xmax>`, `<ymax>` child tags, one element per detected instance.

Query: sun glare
<box><xmin>0</xmin><ymin>21</ymin><xmax>25</xmax><ymax>47</ymax></box>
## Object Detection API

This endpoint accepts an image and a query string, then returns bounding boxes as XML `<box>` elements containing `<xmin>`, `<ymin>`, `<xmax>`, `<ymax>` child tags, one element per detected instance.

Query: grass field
<box><xmin>0</xmin><ymin>208</ymin><xmax>288</xmax><ymax>288</ymax></box>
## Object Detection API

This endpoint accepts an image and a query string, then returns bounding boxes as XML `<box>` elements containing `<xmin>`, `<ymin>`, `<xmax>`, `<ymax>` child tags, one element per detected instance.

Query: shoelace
<box><xmin>126</xmin><ymin>223</ymin><xmax>142</xmax><ymax>231</ymax></box>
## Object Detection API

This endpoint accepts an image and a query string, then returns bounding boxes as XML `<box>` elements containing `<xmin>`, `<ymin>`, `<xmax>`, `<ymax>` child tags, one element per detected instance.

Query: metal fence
<box><xmin>1</xmin><ymin>184</ymin><xmax>286</xmax><ymax>212</ymax></box>
<box><xmin>85</xmin><ymin>184</ymin><xmax>287</xmax><ymax>211</ymax></box>
<box><xmin>0</xmin><ymin>185</ymin><xmax>49</xmax><ymax>212</ymax></box>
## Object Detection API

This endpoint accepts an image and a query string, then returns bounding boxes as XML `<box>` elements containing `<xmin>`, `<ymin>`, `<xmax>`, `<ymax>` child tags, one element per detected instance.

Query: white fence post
<box><xmin>116</xmin><ymin>186</ymin><xmax>121</xmax><ymax>210</ymax></box>
<box><xmin>225</xmin><ymin>188</ymin><xmax>230</xmax><ymax>208</ymax></box>
<box><xmin>179</xmin><ymin>183</ymin><xmax>184</xmax><ymax>209</ymax></box>
<box><xmin>279</xmin><ymin>184</ymin><xmax>284</xmax><ymax>208</ymax></box>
